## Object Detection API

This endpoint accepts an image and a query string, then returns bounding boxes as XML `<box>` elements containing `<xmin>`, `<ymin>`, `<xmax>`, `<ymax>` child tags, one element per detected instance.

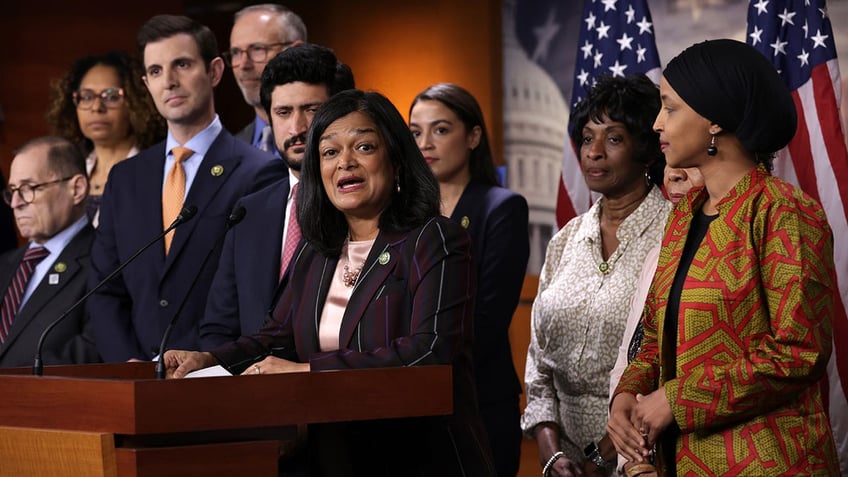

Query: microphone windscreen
<box><xmin>227</xmin><ymin>206</ymin><xmax>247</xmax><ymax>227</ymax></box>
<box><xmin>178</xmin><ymin>205</ymin><xmax>198</xmax><ymax>222</ymax></box>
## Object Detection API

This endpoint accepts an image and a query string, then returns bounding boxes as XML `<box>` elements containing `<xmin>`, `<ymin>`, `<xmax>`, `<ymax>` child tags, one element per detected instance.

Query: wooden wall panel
<box><xmin>0</xmin><ymin>0</ymin><xmax>503</xmax><ymax>177</ymax></box>
<box><xmin>0</xmin><ymin>1</ymin><xmax>183</xmax><ymax>178</ymax></box>
<box><xmin>190</xmin><ymin>0</ymin><xmax>504</xmax><ymax>165</ymax></box>
<box><xmin>293</xmin><ymin>0</ymin><xmax>504</xmax><ymax>165</ymax></box>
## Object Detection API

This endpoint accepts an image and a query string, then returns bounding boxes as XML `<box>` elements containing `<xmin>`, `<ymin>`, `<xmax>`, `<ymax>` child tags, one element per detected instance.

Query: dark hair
<box><xmin>410</xmin><ymin>83</ymin><xmax>499</xmax><ymax>186</ymax></box>
<box><xmin>569</xmin><ymin>74</ymin><xmax>664</xmax><ymax>187</ymax></box>
<box><xmin>137</xmin><ymin>15</ymin><xmax>219</xmax><ymax>68</ymax></box>
<box><xmin>664</xmin><ymin>39</ymin><xmax>797</xmax><ymax>170</ymax></box>
<box><xmin>15</xmin><ymin>136</ymin><xmax>87</xmax><ymax>180</ymax></box>
<box><xmin>46</xmin><ymin>51</ymin><xmax>166</xmax><ymax>154</ymax></box>
<box><xmin>260</xmin><ymin>43</ymin><xmax>355</xmax><ymax>115</ymax></box>
<box><xmin>298</xmin><ymin>90</ymin><xmax>440</xmax><ymax>256</ymax></box>
<box><xmin>234</xmin><ymin>4</ymin><xmax>308</xmax><ymax>43</ymax></box>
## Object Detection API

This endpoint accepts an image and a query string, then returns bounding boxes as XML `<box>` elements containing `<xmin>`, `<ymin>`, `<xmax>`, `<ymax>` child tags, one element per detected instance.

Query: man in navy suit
<box><xmin>0</xmin><ymin>136</ymin><xmax>99</xmax><ymax>367</ymax></box>
<box><xmin>88</xmin><ymin>15</ymin><xmax>276</xmax><ymax>362</ymax></box>
<box><xmin>200</xmin><ymin>44</ymin><xmax>355</xmax><ymax>349</ymax></box>
<box><xmin>226</xmin><ymin>4</ymin><xmax>307</xmax><ymax>156</ymax></box>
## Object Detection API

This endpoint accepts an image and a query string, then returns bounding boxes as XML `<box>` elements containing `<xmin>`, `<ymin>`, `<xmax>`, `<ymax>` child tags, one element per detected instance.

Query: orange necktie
<box><xmin>162</xmin><ymin>146</ymin><xmax>193</xmax><ymax>254</ymax></box>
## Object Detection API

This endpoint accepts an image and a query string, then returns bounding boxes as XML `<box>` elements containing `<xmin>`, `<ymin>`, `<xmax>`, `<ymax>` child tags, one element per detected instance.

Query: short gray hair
<box><xmin>234</xmin><ymin>4</ymin><xmax>307</xmax><ymax>43</ymax></box>
<box><xmin>15</xmin><ymin>136</ymin><xmax>87</xmax><ymax>180</ymax></box>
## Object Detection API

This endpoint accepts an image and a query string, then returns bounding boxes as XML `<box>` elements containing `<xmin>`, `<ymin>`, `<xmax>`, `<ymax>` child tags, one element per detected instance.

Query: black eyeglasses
<box><xmin>222</xmin><ymin>42</ymin><xmax>293</xmax><ymax>67</ymax></box>
<box><xmin>73</xmin><ymin>87</ymin><xmax>125</xmax><ymax>110</ymax></box>
<box><xmin>3</xmin><ymin>177</ymin><xmax>74</xmax><ymax>205</ymax></box>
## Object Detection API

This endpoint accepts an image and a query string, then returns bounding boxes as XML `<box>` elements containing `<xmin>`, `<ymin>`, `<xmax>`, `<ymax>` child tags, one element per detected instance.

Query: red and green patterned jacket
<box><xmin>615</xmin><ymin>166</ymin><xmax>840</xmax><ymax>476</ymax></box>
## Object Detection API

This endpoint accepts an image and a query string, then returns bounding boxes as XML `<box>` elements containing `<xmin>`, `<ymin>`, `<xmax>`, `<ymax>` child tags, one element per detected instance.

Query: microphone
<box><xmin>154</xmin><ymin>205</ymin><xmax>246</xmax><ymax>379</ymax></box>
<box><xmin>32</xmin><ymin>205</ymin><xmax>198</xmax><ymax>376</ymax></box>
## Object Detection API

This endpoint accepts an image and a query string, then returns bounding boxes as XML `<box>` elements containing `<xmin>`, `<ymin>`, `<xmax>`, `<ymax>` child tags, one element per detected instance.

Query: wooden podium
<box><xmin>0</xmin><ymin>362</ymin><xmax>453</xmax><ymax>476</ymax></box>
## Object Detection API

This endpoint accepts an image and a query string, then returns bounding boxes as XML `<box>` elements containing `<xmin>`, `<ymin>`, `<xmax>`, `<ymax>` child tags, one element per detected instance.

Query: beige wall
<box><xmin>0</xmin><ymin>1</ymin><xmax>183</xmax><ymax>178</ymax></box>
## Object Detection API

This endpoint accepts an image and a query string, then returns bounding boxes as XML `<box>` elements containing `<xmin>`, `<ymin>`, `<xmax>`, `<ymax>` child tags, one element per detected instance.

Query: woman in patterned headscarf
<box><xmin>523</xmin><ymin>73</ymin><xmax>670</xmax><ymax>477</ymax></box>
<box><xmin>608</xmin><ymin>39</ymin><xmax>840</xmax><ymax>476</ymax></box>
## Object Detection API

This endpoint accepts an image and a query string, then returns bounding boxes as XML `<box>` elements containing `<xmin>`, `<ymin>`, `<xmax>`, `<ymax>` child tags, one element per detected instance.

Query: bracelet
<box><xmin>625</xmin><ymin>463</ymin><xmax>657</xmax><ymax>477</ymax></box>
<box><xmin>542</xmin><ymin>451</ymin><xmax>565</xmax><ymax>477</ymax></box>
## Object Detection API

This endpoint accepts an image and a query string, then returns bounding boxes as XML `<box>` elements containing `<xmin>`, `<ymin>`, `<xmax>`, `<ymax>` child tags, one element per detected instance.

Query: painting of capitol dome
<box><xmin>502</xmin><ymin>0</ymin><xmax>569</xmax><ymax>274</ymax></box>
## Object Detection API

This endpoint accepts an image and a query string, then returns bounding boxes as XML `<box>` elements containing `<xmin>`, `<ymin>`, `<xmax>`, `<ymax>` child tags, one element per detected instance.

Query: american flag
<box><xmin>747</xmin><ymin>0</ymin><xmax>848</xmax><ymax>470</ymax></box>
<box><xmin>556</xmin><ymin>0</ymin><xmax>662</xmax><ymax>227</ymax></box>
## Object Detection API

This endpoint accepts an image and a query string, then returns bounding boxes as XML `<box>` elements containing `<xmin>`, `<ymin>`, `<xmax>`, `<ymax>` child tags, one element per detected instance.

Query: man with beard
<box><xmin>200</xmin><ymin>44</ymin><xmax>354</xmax><ymax>348</ymax></box>
<box><xmin>225</xmin><ymin>4</ymin><xmax>306</xmax><ymax>156</ymax></box>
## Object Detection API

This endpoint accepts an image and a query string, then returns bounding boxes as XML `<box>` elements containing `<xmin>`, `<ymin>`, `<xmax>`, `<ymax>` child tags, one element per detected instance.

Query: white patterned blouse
<box><xmin>522</xmin><ymin>186</ymin><xmax>671</xmax><ymax>464</ymax></box>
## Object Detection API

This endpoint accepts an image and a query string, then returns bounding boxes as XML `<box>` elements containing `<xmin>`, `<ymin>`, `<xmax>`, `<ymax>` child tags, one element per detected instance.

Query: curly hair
<box><xmin>568</xmin><ymin>74</ymin><xmax>665</xmax><ymax>187</ymax></box>
<box><xmin>46</xmin><ymin>51</ymin><xmax>166</xmax><ymax>154</ymax></box>
<box><xmin>259</xmin><ymin>43</ymin><xmax>355</xmax><ymax>117</ymax></box>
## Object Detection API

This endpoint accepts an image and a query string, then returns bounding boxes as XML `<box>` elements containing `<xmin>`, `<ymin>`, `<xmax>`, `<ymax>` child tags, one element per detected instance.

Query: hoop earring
<box><xmin>707</xmin><ymin>134</ymin><xmax>718</xmax><ymax>156</ymax></box>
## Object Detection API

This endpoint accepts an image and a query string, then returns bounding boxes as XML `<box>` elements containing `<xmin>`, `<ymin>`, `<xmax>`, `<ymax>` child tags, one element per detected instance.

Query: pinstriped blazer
<box><xmin>0</xmin><ymin>225</ymin><xmax>100</xmax><ymax>367</ymax></box>
<box><xmin>213</xmin><ymin>216</ymin><xmax>495</xmax><ymax>476</ymax></box>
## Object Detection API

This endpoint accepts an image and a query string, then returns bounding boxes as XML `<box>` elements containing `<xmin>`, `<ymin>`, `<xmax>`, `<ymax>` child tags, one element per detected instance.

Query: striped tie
<box><xmin>259</xmin><ymin>125</ymin><xmax>272</xmax><ymax>152</ymax></box>
<box><xmin>0</xmin><ymin>245</ymin><xmax>50</xmax><ymax>343</ymax></box>
<box><xmin>163</xmin><ymin>146</ymin><xmax>194</xmax><ymax>254</ymax></box>
<box><xmin>279</xmin><ymin>183</ymin><xmax>301</xmax><ymax>280</ymax></box>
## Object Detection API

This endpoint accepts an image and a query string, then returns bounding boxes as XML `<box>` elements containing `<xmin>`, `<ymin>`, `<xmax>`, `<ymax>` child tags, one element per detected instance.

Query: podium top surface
<box><xmin>0</xmin><ymin>362</ymin><xmax>453</xmax><ymax>435</ymax></box>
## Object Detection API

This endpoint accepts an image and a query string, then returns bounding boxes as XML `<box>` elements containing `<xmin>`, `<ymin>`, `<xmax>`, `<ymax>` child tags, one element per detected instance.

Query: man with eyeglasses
<box><xmin>225</xmin><ymin>4</ymin><xmax>307</xmax><ymax>156</ymax></box>
<box><xmin>0</xmin><ymin>136</ymin><xmax>100</xmax><ymax>367</ymax></box>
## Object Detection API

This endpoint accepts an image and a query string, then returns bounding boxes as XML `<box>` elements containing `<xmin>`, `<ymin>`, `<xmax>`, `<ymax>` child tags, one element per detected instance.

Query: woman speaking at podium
<box><xmin>164</xmin><ymin>89</ymin><xmax>495</xmax><ymax>476</ymax></box>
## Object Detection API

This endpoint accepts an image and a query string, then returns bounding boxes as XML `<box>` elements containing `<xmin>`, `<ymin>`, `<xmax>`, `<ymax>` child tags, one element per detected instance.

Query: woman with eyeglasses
<box><xmin>47</xmin><ymin>51</ymin><xmax>165</xmax><ymax>226</ymax></box>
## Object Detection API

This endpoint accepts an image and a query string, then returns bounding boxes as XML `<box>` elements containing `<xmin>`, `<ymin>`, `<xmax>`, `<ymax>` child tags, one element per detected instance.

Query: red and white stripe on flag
<box><xmin>557</xmin><ymin>0</ymin><xmax>662</xmax><ymax>228</ymax></box>
<box><xmin>748</xmin><ymin>0</ymin><xmax>848</xmax><ymax>471</ymax></box>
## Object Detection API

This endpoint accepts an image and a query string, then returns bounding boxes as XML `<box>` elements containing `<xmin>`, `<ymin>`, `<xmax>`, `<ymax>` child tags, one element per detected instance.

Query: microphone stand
<box><xmin>154</xmin><ymin>206</ymin><xmax>246</xmax><ymax>379</ymax></box>
<box><xmin>32</xmin><ymin>205</ymin><xmax>198</xmax><ymax>376</ymax></box>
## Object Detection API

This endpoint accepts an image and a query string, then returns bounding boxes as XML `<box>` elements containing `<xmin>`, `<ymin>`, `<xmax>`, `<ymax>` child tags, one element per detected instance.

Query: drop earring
<box><xmin>707</xmin><ymin>134</ymin><xmax>718</xmax><ymax>156</ymax></box>
<box><xmin>395</xmin><ymin>176</ymin><xmax>401</xmax><ymax>193</ymax></box>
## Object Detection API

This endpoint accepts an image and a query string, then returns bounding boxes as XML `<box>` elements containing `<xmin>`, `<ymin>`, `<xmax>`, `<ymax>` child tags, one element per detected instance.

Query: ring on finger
<box><xmin>254</xmin><ymin>364</ymin><xmax>261</xmax><ymax>374</ymax></box>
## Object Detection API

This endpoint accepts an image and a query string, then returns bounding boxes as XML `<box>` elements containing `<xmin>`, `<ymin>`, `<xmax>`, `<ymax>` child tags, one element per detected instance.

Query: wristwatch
<box><xmin>584</xmin><ymin>441</ymin><xmax>615</xmax><ymax>468</ymax></box>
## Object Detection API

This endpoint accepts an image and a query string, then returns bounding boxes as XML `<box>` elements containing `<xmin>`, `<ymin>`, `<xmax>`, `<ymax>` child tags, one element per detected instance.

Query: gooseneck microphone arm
<box><xmin>154</xmin><ymin>205</ymin><xmax>246</xmax><ymax>379</ymax></box>
<box><xmin>32</xmin><ymin>205</ymin><xmax>198</xmax><ymax>376</ymax></box>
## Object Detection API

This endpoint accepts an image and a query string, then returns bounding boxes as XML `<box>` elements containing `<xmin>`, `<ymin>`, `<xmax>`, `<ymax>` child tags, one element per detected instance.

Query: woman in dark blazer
<box><xmin>165</xmin><ymin>89</ymin><xmax>495</xmax><ymax>476</ymax></box>
<box><xmin>409</xmin><ymin>83</ymin><xmax>529</xmax><ymax>477</ymax></box>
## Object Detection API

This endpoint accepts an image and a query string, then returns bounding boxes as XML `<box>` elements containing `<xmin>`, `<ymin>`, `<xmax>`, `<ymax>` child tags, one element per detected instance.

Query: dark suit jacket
<box><xmin>200</xmin><ymin>163</ymin><xmax>290</xmax><ymax>349</ymax></box>
<box><xmin>452</xmin><ymin>183</ymin><xmax>529</xmax><ymax>406</ymax></box>
<box><xmin>0</xmin><ymin>170</ymin><xmax>18</xmax><ymax>254</ymax></box>
<box><xmin>88</xmin><ymin>130</ymin><xmax>274</xmax><ymax>362</ymax></box>
<box><xmin>234</xmin><ymin>119</ymin><xmax>256</xmax><ymax>145</ymax></box>
<box><xmin>0</xmin><ymin>225</ymin><xmax>100</xmax><ymax>367</ymax></box>
<box><xmin>235</xmin><ymin>118</ymin><xmax>281</xmax><ymax>158</ymax></box>
<box><xmin>213</xmin><ymin>216</ymin><xmax>495</xmax><ymax>476</ymax></box>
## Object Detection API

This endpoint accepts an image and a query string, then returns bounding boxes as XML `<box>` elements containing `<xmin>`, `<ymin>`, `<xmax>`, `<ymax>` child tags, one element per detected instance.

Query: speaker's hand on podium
<box><xmin>241</xmin><ymin>355</ymin><xmax>310</xmax><ymax>375</ymax></box>
<box><xmin>163</xmin><ymin>350</ymin><xmax>217</xmax><ymax>379</ymax></box>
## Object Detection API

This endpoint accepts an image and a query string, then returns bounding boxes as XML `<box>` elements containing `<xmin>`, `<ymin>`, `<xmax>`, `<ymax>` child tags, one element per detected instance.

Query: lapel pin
<box><xmin>378</xmin><ymin>251</ymin><xmax>390</xmax><ymax>265</ymax></box>
<box><xmin>53</xmin><ymin>262</ymin><xmax>67</xmax><ymax>273</ymax></box>
<box><xmin>49</xmin><ymin>273</ymin><xmax>60</xmax><ymax>285</ymax></box>
<box><xmin>460</xmin><ymin>216</ymin><xmax>470</xmax><ymax>228</ymax></box>
<box><xmin>211</xmin><ymin>165</ymin><xmax>224</xmax><ymax>176</ymax></box>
